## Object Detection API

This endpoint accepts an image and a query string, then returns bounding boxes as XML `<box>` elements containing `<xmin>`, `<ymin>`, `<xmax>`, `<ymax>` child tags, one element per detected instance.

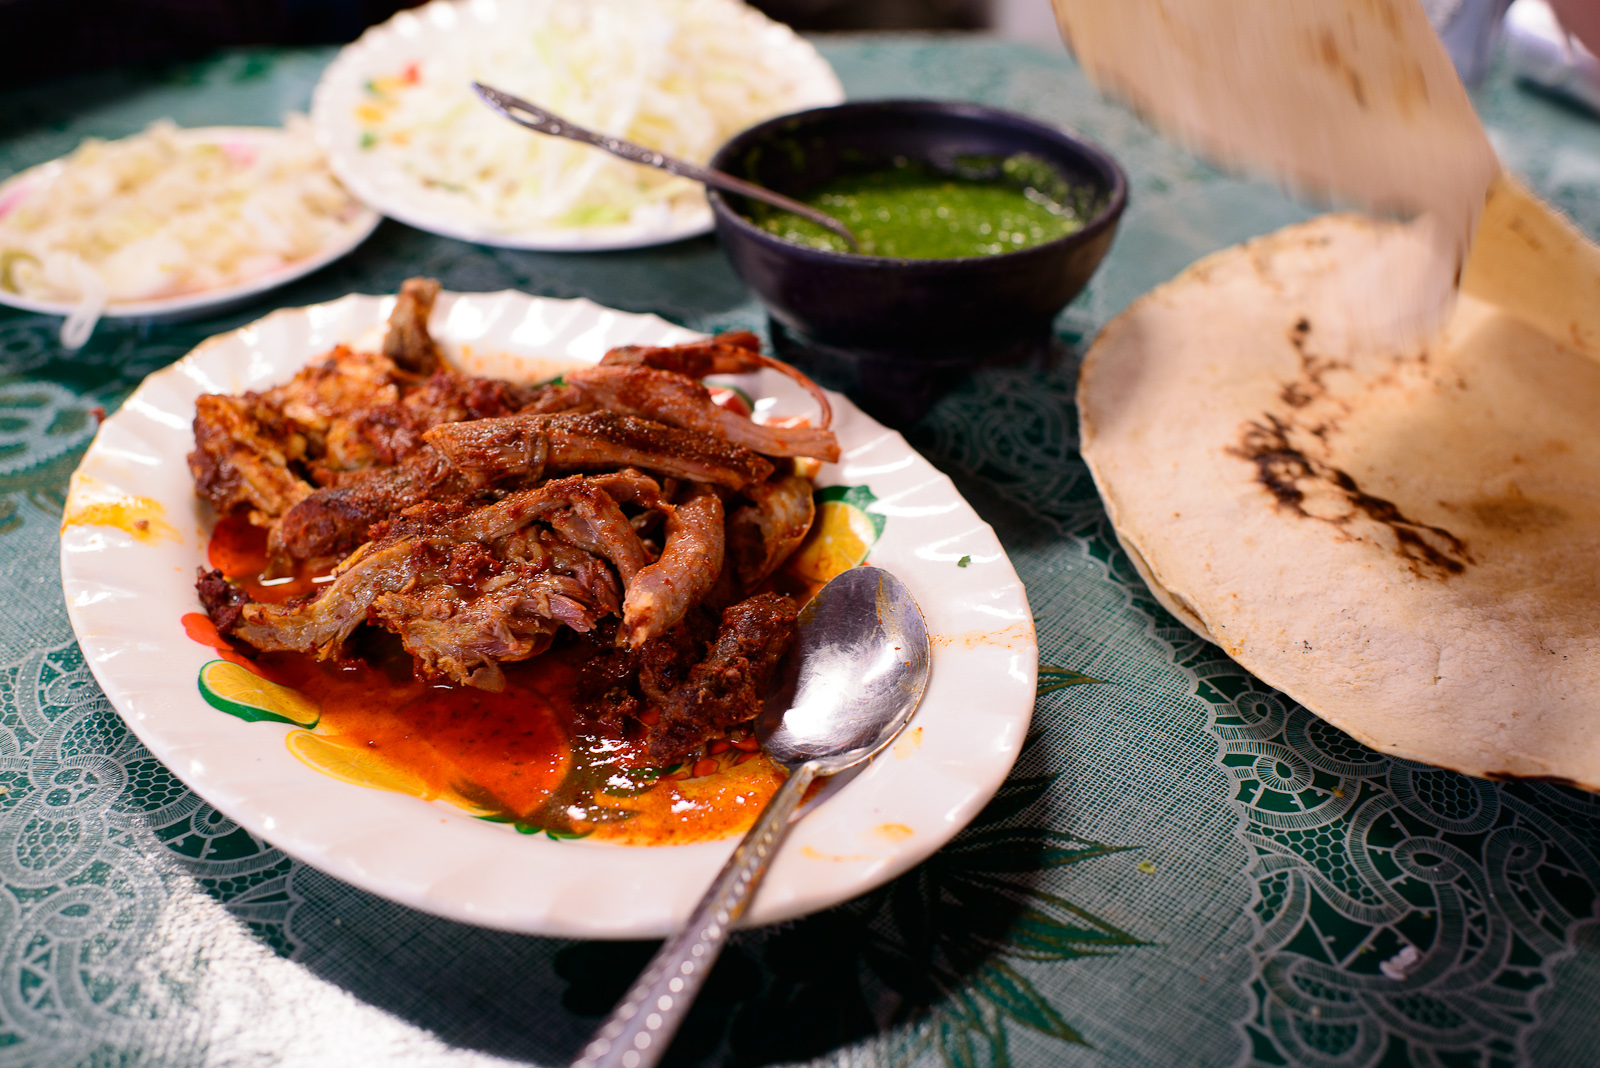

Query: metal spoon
<box><xmin>569</xmin><ymin>566</ymin><xmax>930</xmax><ymax>1068</ymax></box>
<box><xmin>470</xmin><ymin>82</ymin><xmax>862</xmax><ymax>252</ymax></box>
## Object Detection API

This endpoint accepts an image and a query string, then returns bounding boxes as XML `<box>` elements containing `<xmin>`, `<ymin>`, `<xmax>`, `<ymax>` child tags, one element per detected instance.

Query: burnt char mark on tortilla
<box><xmin>1233</xmin><ymin>316</ymin><xmax>1471</xmax><ymax>581</ymax></box>
<box><xmin>1232</xmin><ymin>415</ymin><xmax>1472</xmax><ymax>581</ymax></box>
<box><xmin>1237</xmin><ymin>414</ymin><xmax>1315</xmax><ymax>510</ymax></box>
<box><xmin>1280</xmin><ymin>383</ymin><xmax>1317</xmax><ymax>408</ymax></box>
<box><xmin>1328</xmin><ymin>468</ymin><xmax>1471</xmax><ymax>577</ymax></box>
<box><xmin>1278</xmin><ymin>317</ymin><xmax>1352</xmax><ymax>410</ymax></box>
<box><xmin>1280</xmin><ymin>320</ymin><xmax>1317</xmax><ymax>408</ymax></box>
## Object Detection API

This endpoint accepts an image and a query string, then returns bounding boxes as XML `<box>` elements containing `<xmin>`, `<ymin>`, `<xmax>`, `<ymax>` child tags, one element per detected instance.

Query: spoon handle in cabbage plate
<box><xmin>567</xmin><ymin>760</ymin><xmax>820</xmax><ymax>1068</ymax></box>
<box><xmin>470</xmin><ymin>82</ymin><xmax>860</xmax><ymax>251</ymax></box>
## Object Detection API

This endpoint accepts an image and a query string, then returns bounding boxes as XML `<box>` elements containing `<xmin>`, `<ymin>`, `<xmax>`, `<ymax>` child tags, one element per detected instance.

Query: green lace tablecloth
<box><xmin>4</xmin><ymin>36</ymin><xmax>1600</xmax><ymax>1068</ymax></box>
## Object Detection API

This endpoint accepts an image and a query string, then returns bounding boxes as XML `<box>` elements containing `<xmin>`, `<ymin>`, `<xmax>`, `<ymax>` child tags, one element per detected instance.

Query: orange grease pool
<box><xmin>204</xmin><ymin>513</ymin><xmax>788</xmax><ymax>845</ymax></box>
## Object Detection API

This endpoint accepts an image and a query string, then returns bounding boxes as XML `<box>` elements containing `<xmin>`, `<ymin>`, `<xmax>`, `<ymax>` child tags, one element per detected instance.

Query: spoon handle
<box><xmin>471</xmin><ymin>83</ymin><xmax>861</xmax><ymax>251</ymax></box>
<box><xmin>568</xmin><ymin>761</ymin><xmax>820</xmax><ymax>1068</ymax></box>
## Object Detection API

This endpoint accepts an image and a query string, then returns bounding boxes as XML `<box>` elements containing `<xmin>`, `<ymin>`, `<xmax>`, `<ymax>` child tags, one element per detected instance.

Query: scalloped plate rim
<box><xmin>59</xmin><ymin>288</ymin><xmax>1036</xmax><ymax>937</ymax></box>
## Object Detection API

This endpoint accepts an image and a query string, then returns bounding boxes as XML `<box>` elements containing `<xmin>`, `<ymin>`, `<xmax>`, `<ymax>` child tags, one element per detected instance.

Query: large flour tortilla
<box><xmin>1079</xmin><ymin>214</ymin><xmax>1600</xmax><ymax>787</ymax></box>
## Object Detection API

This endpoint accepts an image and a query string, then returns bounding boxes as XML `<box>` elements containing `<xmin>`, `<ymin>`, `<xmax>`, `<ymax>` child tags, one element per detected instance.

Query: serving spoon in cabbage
<box><xmin>471</xmin><ymin>82</ymin><xmax>862</xmax><ymax>252</ymax></box>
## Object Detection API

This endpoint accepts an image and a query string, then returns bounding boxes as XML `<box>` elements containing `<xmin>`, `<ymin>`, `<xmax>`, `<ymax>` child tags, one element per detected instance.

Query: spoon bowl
<box><xmin>570</xmin><ymin>566</ymin><xmax>929</xmax><ymax>1068</ymax></box>
<box><xmin>760</xmin><ymin>566</ymin><xmax>931</xmax><ymax>772</ymax></box>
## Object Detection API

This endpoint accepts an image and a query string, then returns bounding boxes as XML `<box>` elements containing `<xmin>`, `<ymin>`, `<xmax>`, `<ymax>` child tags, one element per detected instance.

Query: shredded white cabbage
<box><xmin>353</xmin><ymin>0</ymin><xmax>830</xmax><ymax>232</ymax></box>
<box><xmin>0</xmin><ymin>116</ymin><xmax>363</xmax><ymax>347</ymax></box>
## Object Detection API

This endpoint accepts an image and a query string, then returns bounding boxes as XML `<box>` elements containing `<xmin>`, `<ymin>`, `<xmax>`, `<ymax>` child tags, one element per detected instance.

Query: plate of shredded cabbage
<box><xmin>0</xmin><ymin>120</ymin><xmax>380</xmax><ymax>347</ymax></box>
<box><xmin>309</xmin><ymin>0</ymin><xmax>844</xmax><ymax>250</ymax></box>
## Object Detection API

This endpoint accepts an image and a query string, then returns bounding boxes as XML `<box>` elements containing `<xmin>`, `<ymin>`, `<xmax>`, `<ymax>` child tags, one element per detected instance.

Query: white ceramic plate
<box><xmin>60</xmin><ymin>290</ymin><xmax>1036</xmax><ymax>937</ymax></box>
<box><xmin>0</xmin><ymin>127</ymin><xmax>381</xmax><ymax>324</ymax></box>
<box><xmin>309</xmin><ymin>0</ymin><xmax>844</xmax><ymax>251</ymax></box>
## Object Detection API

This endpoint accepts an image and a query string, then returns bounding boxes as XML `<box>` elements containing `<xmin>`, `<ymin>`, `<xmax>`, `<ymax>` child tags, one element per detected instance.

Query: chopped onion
<box><xmin>0</xmin><ymin>116</ymin><xmax>363</xmax><ymax>348</ymax></box>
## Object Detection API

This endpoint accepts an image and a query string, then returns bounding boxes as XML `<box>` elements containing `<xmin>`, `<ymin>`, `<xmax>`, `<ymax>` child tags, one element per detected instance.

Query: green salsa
<box><xmin>748</xmin><ymin>153</ymin><xmax>1094</xmax><ymax>259</ymax></box>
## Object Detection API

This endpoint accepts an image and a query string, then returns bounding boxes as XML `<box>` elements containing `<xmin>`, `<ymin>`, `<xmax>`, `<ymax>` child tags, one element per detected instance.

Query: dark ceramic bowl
<box><xmin>708</xmin><ymin>99</ymin><xmax>1127</xmax><ymax>423</ymax></box>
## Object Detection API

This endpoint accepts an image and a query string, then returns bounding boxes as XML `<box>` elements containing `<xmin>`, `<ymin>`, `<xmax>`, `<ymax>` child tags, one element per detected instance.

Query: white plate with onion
<box><xmin>0</xmin><ymin>123</ymin><xmax>380</xmax><ymax>340</ymax></box>
<box><xmin>309</xmin><ymin>0</ymin><xmax>844</xmax><ymax>250</ymax></box>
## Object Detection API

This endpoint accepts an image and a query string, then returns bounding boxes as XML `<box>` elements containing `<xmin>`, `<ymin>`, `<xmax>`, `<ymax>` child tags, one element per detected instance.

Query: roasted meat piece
<box><xmin>187</xmin><ymin>346</ymin><xmax>406</xmax><ymax>529</ymax></box>
<box><xmin>194</xmin><ymin>280</ymin><xmax>838</xmax><ymax>759</ymax></box>
<box><xmin>383</xmin><ymin>276</ymin><xmax>444</xmax><ymax>374</ymax></box>
<box><xmin>275</xmin><ymin>409</ymin><xmax>773</xmax><ymax>564</ymax></box>
<box><xmin>577</xmin><ymin>592</ymin><xmax>800</xmax><ymax>763</ymax></box>
<box><xmin>727</xmin><ymin>473</ymin><xmax>816</xmax><ymax>589</ymax></box>
<box><xmin>190</xmin><ymin>282</ymin><xmax>558</xmax><ymax>562</ymax></box>
<box><xmin>652</xmin><ymin>592</ymin><xmax>798</xmax><ymax>760</ymax></box>
<box><xmin>423</xmin><ymin>411</ymin><xmax>776</xmax><ymax>490</ymax></box>
<box><xmin>195</xmin><ymin>567</ymin><xmax>251</xmax><ymax>633</ymax></box>
<box><xmin>565</xmin><ymin>365</ymin><xmax>840</xmax><ymax>461</ymax></box>
<box><xmin>204</xmin><ymin>474</ymin><xmax>685</xmax><ymax>689</ymax></box>
<box><xmin>367</xmin><ymin>524</ymin><xmax>621</xmax><ymax>691</ymax></box>
<box><xmin>600</xmin><ymin>329</ymin><xmax>835</xmax><ymax>434</ymax></box>
<box><xmin>600</xmin><ymin>330</ymin><xmax>765</xmax><ymax>377</ymax></box>
<box><xmin>622</xmin><ymin>483</ymin><xmax>723</xmax><ymax>647</ymax></box>
<box><xmin>274</xmin><ymin>445</ymin><xmax>467</xmax><ymax>561</ymax></box>
<box><xmin>189</xmin><ymin>393</ymin><xmax>315</xmax><ymax>523</ymax></box>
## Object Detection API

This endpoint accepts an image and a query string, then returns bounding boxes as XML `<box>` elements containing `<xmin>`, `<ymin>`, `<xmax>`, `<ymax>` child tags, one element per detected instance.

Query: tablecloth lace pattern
<box><xmin>1</xmin><ymin>37</ymin><xmax>1598</xmax><ymax>1068</ymax></box>
<box><xmin>1</xmin><ymin>641</ymin><xmax>292</xmax><ymax>1050</ymax></box>
<box><xmin>914</xmin><ymin>363</ymin><xmax>1600</xmax><ymax>1068</ymax></box>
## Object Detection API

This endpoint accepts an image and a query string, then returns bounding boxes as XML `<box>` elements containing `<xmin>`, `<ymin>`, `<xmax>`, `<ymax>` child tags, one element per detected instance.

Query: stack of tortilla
<box><xmin>1057</xmin><ymin>0</ymin><xmax>1600</xmax><ymax>788</ymax></box>
<box><xmin>1078</xmin><ymin>187</ymin><xmax>1600</xmax><ymax>787</ymax></box>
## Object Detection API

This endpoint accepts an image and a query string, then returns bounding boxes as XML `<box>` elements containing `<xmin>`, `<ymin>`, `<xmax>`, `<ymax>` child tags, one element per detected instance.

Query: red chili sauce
<box><xmin>204</xmin><ymin>514</ymin><xmax>787</xmax><ymax>845</ymax></box>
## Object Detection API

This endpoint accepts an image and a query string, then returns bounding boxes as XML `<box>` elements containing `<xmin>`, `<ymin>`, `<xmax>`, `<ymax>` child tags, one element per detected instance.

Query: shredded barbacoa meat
<box><xmin>189</xmin><ymin>278</ymin><xmax>836</xmax><ymax>762</ymax></box>
<box><xmin>576</xmin><ymin>593</ymin><xmax>800</xmax><ymax>763</ymax></box>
